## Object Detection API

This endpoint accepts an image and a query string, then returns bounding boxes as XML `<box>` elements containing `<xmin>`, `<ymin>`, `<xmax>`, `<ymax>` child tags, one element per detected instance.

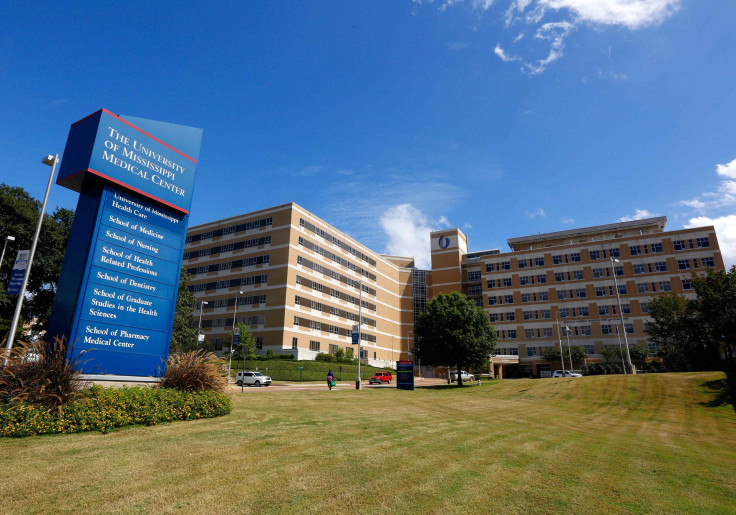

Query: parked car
<box><xmin>235</xmin><ymin>371</ymin><xmax>272</xmax><ymax>387</ymax></box>
<box><xmin>450</xmin><ymin>371</ymin><xmax>475</xmax><ymax>382</ymax></box>
<box><xmin>369</xmin><ymin>371</ymin><xmax>392</xmax><ymax>384</ymax></box>
<box><xmin>552</xmin><ymin>370</ymin><xmax>582</xmax><ymax>378</ymax></box>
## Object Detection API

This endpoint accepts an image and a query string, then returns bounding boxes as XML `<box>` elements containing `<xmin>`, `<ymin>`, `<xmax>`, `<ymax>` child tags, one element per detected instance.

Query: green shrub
<box><xmin>0</xmin><ymin>337</ymin><xmax>88</xmax><ymax>408</ymax></box>
<box><xmin>159</xmin><ymin>350</ymin><xmax>227</xmax><ymax>392</ymax></box>
<box><xmin>0</xmin><ymin>386</ymin><xmax>231</xmax><ymax>437</ymax></box>
<box><xmin>315</xmin><ymin>352</ymin><xmax>336</xmax><ymax>362</ymax></box>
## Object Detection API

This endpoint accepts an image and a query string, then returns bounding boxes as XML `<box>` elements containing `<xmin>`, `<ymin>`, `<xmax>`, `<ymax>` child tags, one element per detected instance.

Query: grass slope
<box><xmin>1</xmin><ymin>373</ymin><xmax>734</xmax><ymax>513</ymax></box>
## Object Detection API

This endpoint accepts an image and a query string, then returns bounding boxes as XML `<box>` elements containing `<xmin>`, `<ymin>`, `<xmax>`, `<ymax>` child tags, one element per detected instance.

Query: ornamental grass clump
<box><xmin>0</xmin><ymin>337</ymin><xmax>88</xmax><ymax>408</ymax></box>
<box><xmin>159</xmin><ymin>350</ymin><xmax>227</xmax><ymax>392</ymax></box>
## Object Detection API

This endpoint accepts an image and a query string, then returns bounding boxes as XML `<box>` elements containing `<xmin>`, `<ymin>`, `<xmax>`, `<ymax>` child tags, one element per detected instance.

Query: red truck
<box><xmin>369</xmin><ymin>371</ymin><xmax>393</xmax><ymax>384</ymax></box>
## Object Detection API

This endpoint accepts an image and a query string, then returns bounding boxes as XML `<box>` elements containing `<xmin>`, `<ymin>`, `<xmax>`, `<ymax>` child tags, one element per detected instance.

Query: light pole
<box><xmin>610</xmin><ymin>257</ymin><xmax>635</xmax><ymax>374</ymax></box>
<box><xmin>5</xmin><ymin>155</ymin><xmax>58</xmax><ymax>356</ymax></box>
<box><xmin>0</xmin><ymin>235</ymin><xmax>15</xmax><ymax>274</ymax></box>
<box><xmin>555</xmin><ymin>313</ymin><xmax>565</xmax><ymax>373</ymax></box>
<box><xmin>197</xmin><ymin>301</ymin><xmax>208</xmax><ymax>347</ymax></box>
<box><xmin>565</xmin><ymin>326</ymin><xmax>573</xmax><ymax>371</ymax></box>
<box><xmin>357</xmin><ymin>280</ymin><xmax>362</xmax><ymax>389</ymax></box>
<box><xmin>228</xmin><ymin>290</ymin><xmax>244</xmax><ymax>382</ymax></box>
<box><xmin>614</xmin><ymin>324</ymin><xmax>626</xmax><ymax>374</ymax></box>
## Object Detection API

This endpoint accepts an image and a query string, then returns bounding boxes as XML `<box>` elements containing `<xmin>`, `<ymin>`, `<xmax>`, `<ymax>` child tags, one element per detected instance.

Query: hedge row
<box><xmin>0</xmin><ymin>386</ymin><xmax>231</xmax><ymax>438</ymax></box>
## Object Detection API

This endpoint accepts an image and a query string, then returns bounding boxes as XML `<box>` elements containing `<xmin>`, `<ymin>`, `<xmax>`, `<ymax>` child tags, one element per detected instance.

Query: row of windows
<box><xmin>299</xmin><ymin>237</ymin><xmax>377</xmax><ymax>283</ymax></box>
<box><xmin>188</xmin><ymin>274</ymin><xmax>268</xmax><ymax>293</ymax></box>
<box><xmin>492</xmin><ymin>303</ymin><xmax>652</xmax><ymax>321</ymax></box>
<box><xmin>525</xmin><ymin>328</ymin><xmax>554</xmax><ymax>338</ymax></box>
<box><xmin>296</xmin><ymin>255</ymin><xmax>376</xmax><ymax>298</ymax></box>
<box><xmin>200</xmin><ymin>314</ymin><xmax>265</xmax><ymax>328</ymax></box>
<box><xmin>489</xmin><ymin>311</ymin><xmax>516</xmax><ymax>322</ymax></box>
<box><xmin>505</xmin><ymin>342</ymin><xmax>658</xmax><ymax>358</ymax></box>
<box><xmin>207</xmin><ymin>295</ymin><xmax>267</xmax><ymax>309</ymax></box>
<box><xmin>186</xmin><ymin>217</ymin><xmax>273</xmax><ymax>243</ymax></box>
<box><xmin>294</xmin><ymin>295</ymin><xmax>376</xmax><ymax>326</ymax></box>
<box><xmin>299</xmin><ymin>218</ymin><xmax>377</xmax><ymax>267</ymax></box>
<box><xmin>484</xmin><ymin>238</ymin><xmax>712</xmax><ymax>273</ymax></box>
<box><xmin>183</xmin><ymin>236</ymin><xmax>271</xmax><ymax>259</ymax></box>
<box><xmin>188</xmin><ymin>254</ymin><xmax>270</xmax><ymax>276</ymax></box>
<box><xmin>678</xmin><ymin>257</ymin><xmax>715</xmax><ymax>270</ymax></box>
<box><xmin>293</xmin><ymin>316</ymin><xmax>376</xmax><ymax>342</ymax></box>
<box><xmin>295</xmin><ymin>272</ymin><xmax>377</xmax><ymax>312</ymax></box>
<box><xmin>523</xmin><ymin>309</ymin><xmax>551</xmax><ymax>320</ymax></box>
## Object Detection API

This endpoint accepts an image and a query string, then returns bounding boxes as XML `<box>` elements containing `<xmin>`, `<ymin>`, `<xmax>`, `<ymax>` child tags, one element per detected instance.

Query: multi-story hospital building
<box><xmin>183</xmin><ymin>203</ymin><xmax>724</xmax><ymax>376</ymax></box>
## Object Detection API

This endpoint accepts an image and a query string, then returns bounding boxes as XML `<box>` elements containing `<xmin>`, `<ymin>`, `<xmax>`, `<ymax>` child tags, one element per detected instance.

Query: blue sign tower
<box><xmin>46</xmin><ymin>109</ymin><xmax>202</xmax><ymax>380</ymax></box>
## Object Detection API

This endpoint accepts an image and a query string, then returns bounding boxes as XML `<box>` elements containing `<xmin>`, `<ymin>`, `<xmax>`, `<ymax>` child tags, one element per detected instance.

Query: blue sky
<box><xmin>2</xmin><ymin>1</ymin><xmax>735</xmax><ymax>268</ymax></box>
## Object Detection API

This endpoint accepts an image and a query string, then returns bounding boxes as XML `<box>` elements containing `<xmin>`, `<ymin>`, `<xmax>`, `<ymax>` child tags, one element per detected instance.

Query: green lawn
<box><xmin>228</xmin><ymin>358</ymin><xmax>391</xmax><ymax>381</ymax></box>
<box><xmin>1</xmin><ymin>372</ymin><xmax>734</xmax><ymax>513</ymax></box>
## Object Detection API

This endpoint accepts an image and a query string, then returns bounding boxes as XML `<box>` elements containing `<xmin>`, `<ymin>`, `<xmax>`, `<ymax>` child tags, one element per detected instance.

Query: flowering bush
<box><xmin>159</xmin><ymin>350</ymin><xmax>228</xmax><ymax>392</ymax></box>
<box><xmin>0</xmin><ymin>386</ymin><xmax>231</xmax><ymax>438</ymax></box>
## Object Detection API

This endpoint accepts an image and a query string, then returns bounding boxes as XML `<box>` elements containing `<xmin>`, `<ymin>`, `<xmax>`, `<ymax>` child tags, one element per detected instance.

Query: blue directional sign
<box><xmin>396</xmin><ymin>360</ymin><xmax>415</xmax><ymax>391</ymax></box>
<box><xmin>46</xmin><ymin>110</ymin><xmax>202</xmax><ymax>379</ymax></box>
<box><xmin>351</xmin><ymin>324</ymin><xmax>359</xmax><ymax>345</ymax></box>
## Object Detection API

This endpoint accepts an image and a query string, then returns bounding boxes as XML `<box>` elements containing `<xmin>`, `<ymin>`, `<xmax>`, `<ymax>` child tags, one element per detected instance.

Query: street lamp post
<box><xmin>610</xmin><ymin>257</ymin><xmax>635</xmax><ymax>374</ymax></box>
<box><xmin>197</xmin><ymin>301</ymin><xmax>208</xmax><ymax>347</ymax></box>
<box><xmin>565</xmin><ymin>326</ymin><xmax>573</xmax><ymax>371</ymax></box>
<box><xmin>0</xmin><ymin>235</ymin><xmax>16</xmax><ymax>274</ymax></box>
<box><xmin>5</xmin><ymin>155</ymin><xmax>58</xmax><ymax>356</ymax></box>
<box><xmin>228</xmin><ymin>290</ymin><xmax>244</xmax><ymax>382</ymax></box>
<box><xmin>555</xmin><ymin>313</ymin><xmax>565</xmax><ymax>373</ymax></box>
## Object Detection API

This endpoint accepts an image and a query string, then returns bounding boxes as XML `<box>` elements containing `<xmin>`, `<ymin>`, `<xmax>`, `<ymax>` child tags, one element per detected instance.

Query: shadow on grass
<box><xmin>700</xmin><ymin>370</ymin><xmax>736</xmax><ymax>413</ymax></box>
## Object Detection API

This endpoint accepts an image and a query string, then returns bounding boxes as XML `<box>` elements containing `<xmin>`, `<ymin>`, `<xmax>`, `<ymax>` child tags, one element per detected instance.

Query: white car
<box><xmin>450</xmin><ymin>371</ymin><xmax>475</xmax><ymax>382</ymax></box>
<box><xmin>552</xmin><ymin>370</ymin><xmax>582</xmax><ymax>378</ymax></box>
<box><xmin>235</xmin><ymin>371</ymin><xmax>272</xmax><ymax>387</ymax></box>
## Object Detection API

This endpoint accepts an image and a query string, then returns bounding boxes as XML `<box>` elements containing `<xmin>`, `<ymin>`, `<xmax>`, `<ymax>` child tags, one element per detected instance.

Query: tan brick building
<box><xmin>184</xmin><ymin>206</ymin><xmax>723</xmax><ymax>374</ymax></box>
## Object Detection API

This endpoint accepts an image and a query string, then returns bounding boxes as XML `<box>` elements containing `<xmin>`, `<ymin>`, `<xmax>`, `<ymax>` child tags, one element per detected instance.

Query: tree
<box><xmin>0</xmin><ymin>184</ymin><xmax>73</xmax><ymax>336</ymax></box>
<box><xmin>541</xmin><ymin>345</ymin><xmax>562</xmax><ymax>364</ymax></box>
<box><xmin>691</xmin><ymin>267</ymin><xmax>736</xmax><ymax>366</ymax></box>
<box><xmin>601</xmin><ymin>345</ymin><xmax>626</xmax><ymax>365</ymax></box>
<box><xmin>414</xmin><ymin>292</ymin><xmax>496</xmax><ymax>387</ymax></box>
<box><xmin>169</xmin><ymin>268</ymin><xmax>198</xmax><ymax>354</ymax></box>
<box><xmin>648</xmin><ymin>293</ymin><xmax>703</xmax><ymax>371</ymax></box>
<box><xmin>567</xmin><ymin>346</ymin><xmax>588</xmax><ymax>368</ymax></box>
<box><xmin>628</xmin><ymin>343</ymin><xmax>649</xmax><ymax>370</ymax></box>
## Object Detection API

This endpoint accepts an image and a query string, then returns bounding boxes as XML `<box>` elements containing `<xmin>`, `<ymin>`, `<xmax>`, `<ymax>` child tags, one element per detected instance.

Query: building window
<box><xmin>501</xmin><ymin>261</ymin><xmax>511</xmax><ymax>270</ymax></box>
<box><xmin>520</xmin><ymin>276</ymin><xmax>529</xmax><ymax>285</ymax></box>
<box><xmin>524</xmin><ymin>311</ymin><xmax>533</xmax><ymax>320</ymax></box>
<box><xmin>595</xmin><ymin>287</ymin><xmax>606</xmax><ymax>297</ymax></box>
<box><xmin>592</xmin><ymin>269</ymin><xmax>603</xmax><ymax>279</ymax></box>
<box><xmin>487</xmin><ymin>279</ymin><xmax>496</xmax><ymax>289</ymax></box>
<box><xmin>553</xmin><ymin>255</ymin><xmax>563</xmax><ymax>265</ymax></box>
<box><xmin>673</xmin><ymin>240</ymin><xmax>686</xmax><ymax>251</ymax></box>
<box><xmin>292</xmin><ymin>337</ymin><xmax>298</xmax><ymax>349</ymax></box>
<box><xmin>677</xmin><ymin>259</ymin><xmax>690</xmax><ymax>270</ymax></box>
<box><xmin>655</xmin><ymin>262</ymin><xmax>667</xmax><ymax>272</ymax></box>
<box><xmin>506</xmin><ymin>311</ymin><xmax>515</xmax><ymax>321</ymax></box>
<box><xmin>212</xmin><ymin>338</ymin><xmax>223</xmax><ymax>351</ymax></box>
<box><xmin>580</xmin><ymin>326</ymin><xmax>592</xmax><ymax>336</ymax></box>
<box><xmin>489</xmin><ymin>313</ymin><xmax>499</xmax><ymax>322</ymax></box>
<box><xmin>536</xmin><ymin>257</ymin><xmax>545</xmax><ymax>266</ymax></box>
<box><xmin>658</xmin><ymin>281</ymin><xmax>672</xmax><ymax>292</ymax></box>
<box><xmin>613</xmin><ymin>266</ymin><xmax>623</xmax><ymax>277</ymax></box>
<box><xmin>637</xmin><ymin>283</ymin><xmax>649</xmax><ymax>293</ymax></box>
<box><xmin>309</xmin><ymin>340</ymin><xmax>320</xmax><ymax>352</ymax></box>
<box><xmin>647</xmin><ymin>342</ymin><xmax>659</xmax><ymax>355</ymax></box>
<box><xmin>590</xmin><ymin>250</ymin><xmax>600</xmax><ymax>260</ymax></box>
<box><xmin>702</xmin><ymin>257</ymin><xmax>715</xmax><ymax>268</ymax></box>
<box><xmin>609</xmin><ymin>248</ymin><xmax>621</xmax><ymax>258</ymax></box>
<box><xmin>632</xmin><ymin>264</ymin><xmax>645</xmax><ymax>275</ymax></box>
<box><xmin>584</xmin><ymin>345</ymin><xmax>595</xmax><ymax>355</ymax></box>
<box><xmin>329</xmin><ymin>344</ymin><xmax>339</xmax><ymax>355</ymax></box>
<box><xmin>624</xmin><ymin>324</ymin><xmax>634</xmax><ymax>334</ymax></box>
<box><xmin>557</xmin><ymin>290</ymin><xmax>568</xmax><ymax>300</ymax></box>
<box><xmin>502</xmin><ymin>278</ymin><xmax>512</xmax><ymax>287</ymax></box>
<box><xmin>255</xmin><ymin>336</ymin><xmax>263</xmax><ymax>350</ymax></box>
<box><xmin>468</xmin><ymin>285</ymin><xmax>482</xmax><ymax>295</ymax></box>
<box><xmin>507</xmin><ymin>330</ymin><xmax>517</xmax><ymax>339</ymax></box>
<box><xmin>488</xmin><ymin>296</ymin><xmax>497</xmax><ymax>305</ymax></box>
<box><xmin>697</xmin><ymin>237</ymin><xmax>710</xmax><ymax>248</ymax></box>
<box><xmin>468</xmin><ymin>270</ymin><xmax>481</xmax><ymax>281</ymax></box>
<box><xmin>682</xmin><ymin>278</ymin><xmax>693</xmax><ymax>290</ymax></box>
<box><xmin>569</xmin><ymin>253</ymin><xmax>580</xmax><ymax>262</ymax></box>
<box><xmin>617</xmin><ymin>284</ymin><xmax>627</xmax><ymax>295</ymax></box>
<box><xmin>504</xmin><ymin>295</ymin><xmax>514</xmax><ymax>304</ymax></box>
<box><xmin>525</xmin><ymin>329</ymin><xmax>535</xmax><ymax>338</ymax></box>
<box><xmin>651</xmin><ymin>243</ymin><xmax>663</xmax><ymax>253</ymax></box>
<box><xmin>629</xmin><ymin>245</ymin><xmax>641</xmax><ymax>256</ymax></box>
<box><xmin>640</xmin><ymin>302</ymin><xmax>650</xmax><ymax>314</ymax></box>
<box><xmin>518</xmin><ymin>259</ymin><xmax>527</xmax><ymax>269</ymax></box>
<box><xmin>575</xmin><ymin>288</ymin><xmax>586</xmax><ymax>298</ymax></box>
<box><xmin>521</xmin><ymin>293</ymin><xmax>531</xmax><ymax>303</ymax></box>
<box><xmin>527</xmin><ymin>346</ymin><xmax>537</xmax><ymax>357</ymax></box>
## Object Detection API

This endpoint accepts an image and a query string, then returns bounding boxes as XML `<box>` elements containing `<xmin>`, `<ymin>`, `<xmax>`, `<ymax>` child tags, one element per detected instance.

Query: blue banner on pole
<box><xmin>5</xmin><ymin>250</ymin><xmax>29</xmax><ymax>295</ymax></box>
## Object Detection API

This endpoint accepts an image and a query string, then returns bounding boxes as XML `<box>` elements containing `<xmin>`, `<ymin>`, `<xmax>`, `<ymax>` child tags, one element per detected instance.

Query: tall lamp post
<box><xmin>197</xmin><ymin>301</ymin><xmax>208</xmax><ymax>347</ymax></box>
<box><xmin>555</xmin><ymin>313</ymin><xmax>565</xmax><ymax>373</ymax></box>
<box><xmin>228</xmin><ymin>290</ymin><xmax>244</xmax><ymax>382</ymax></box>
<box><xmin>5</xmin><ymin>155</ymin><xmax>58</xmax><ymax>356</ymax></box>
<box><xmin>610</xmin><ymin>257</ymin><xmax>635</xmax><ymax>374</ymax></box>
<box><xmin>0</xmin><ymin>235</ymin><xmax>16</xmax><ymax>273</ymax></box>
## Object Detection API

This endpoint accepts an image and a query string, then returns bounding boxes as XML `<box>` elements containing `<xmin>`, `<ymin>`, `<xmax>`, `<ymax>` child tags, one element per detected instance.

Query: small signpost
<box><xmin>397</xmin><ymin>360</ymin><xmax>415</xmax><ymax>391</ymax></box>
<box><xmin>298</xmin><ymin>366</ymin><xmax>304</xmax><ymax>382</ymax></box>
<box><xmin>351</xmin><ymin>325</ymin><xmax>359</xmax><ymax>345</ymax></box>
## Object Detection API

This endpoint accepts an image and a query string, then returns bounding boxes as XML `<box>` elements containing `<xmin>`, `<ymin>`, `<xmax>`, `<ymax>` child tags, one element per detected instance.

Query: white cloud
<box><xmin>684</xmin><ymin>215</ymin><xmax>736</xmax><ymax>269</ymax></box>
<box><xmin>379</xmin><ymin>204</ymin><xmax>448</xmax><ymax>269</ymax></box>
<box><xmin>617</xmin><ymin>209</ymin><xmax>658</xmax><ymax>222</ymax></box>
<box><xmin>525</xmin><ymin>208</ymin><xmax>547</xmax><ymax>218</ymax></box>
<box><xmin>561</xmin><ymin>218</ymin><xmax>574</xmax><ymax>224</ymax></box>
<box><xmin>716</xmin><ymin>158</ymin><xmax>736</xmax><ymax>179</ymax></box>
<box><xmin>416</xmin><ymin>0</ymin><xmax>681</xmax><ymax>73</ymax></box>
<box><xmin>680</xmin><ymin>158</ymin><xmax>736</xmax><ymax>212</ymax></box>
<box><xmin>494</xmin><ymin>44</ymin><xmax>519</xmax><ymax>62</ymax></box>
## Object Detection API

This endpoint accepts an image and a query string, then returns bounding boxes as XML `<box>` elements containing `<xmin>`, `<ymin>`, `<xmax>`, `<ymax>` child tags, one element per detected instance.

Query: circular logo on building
<box><xmin>439</xmin><ymin>236</ymin><xmax>451</xmax><ymax>249</ymax></box>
